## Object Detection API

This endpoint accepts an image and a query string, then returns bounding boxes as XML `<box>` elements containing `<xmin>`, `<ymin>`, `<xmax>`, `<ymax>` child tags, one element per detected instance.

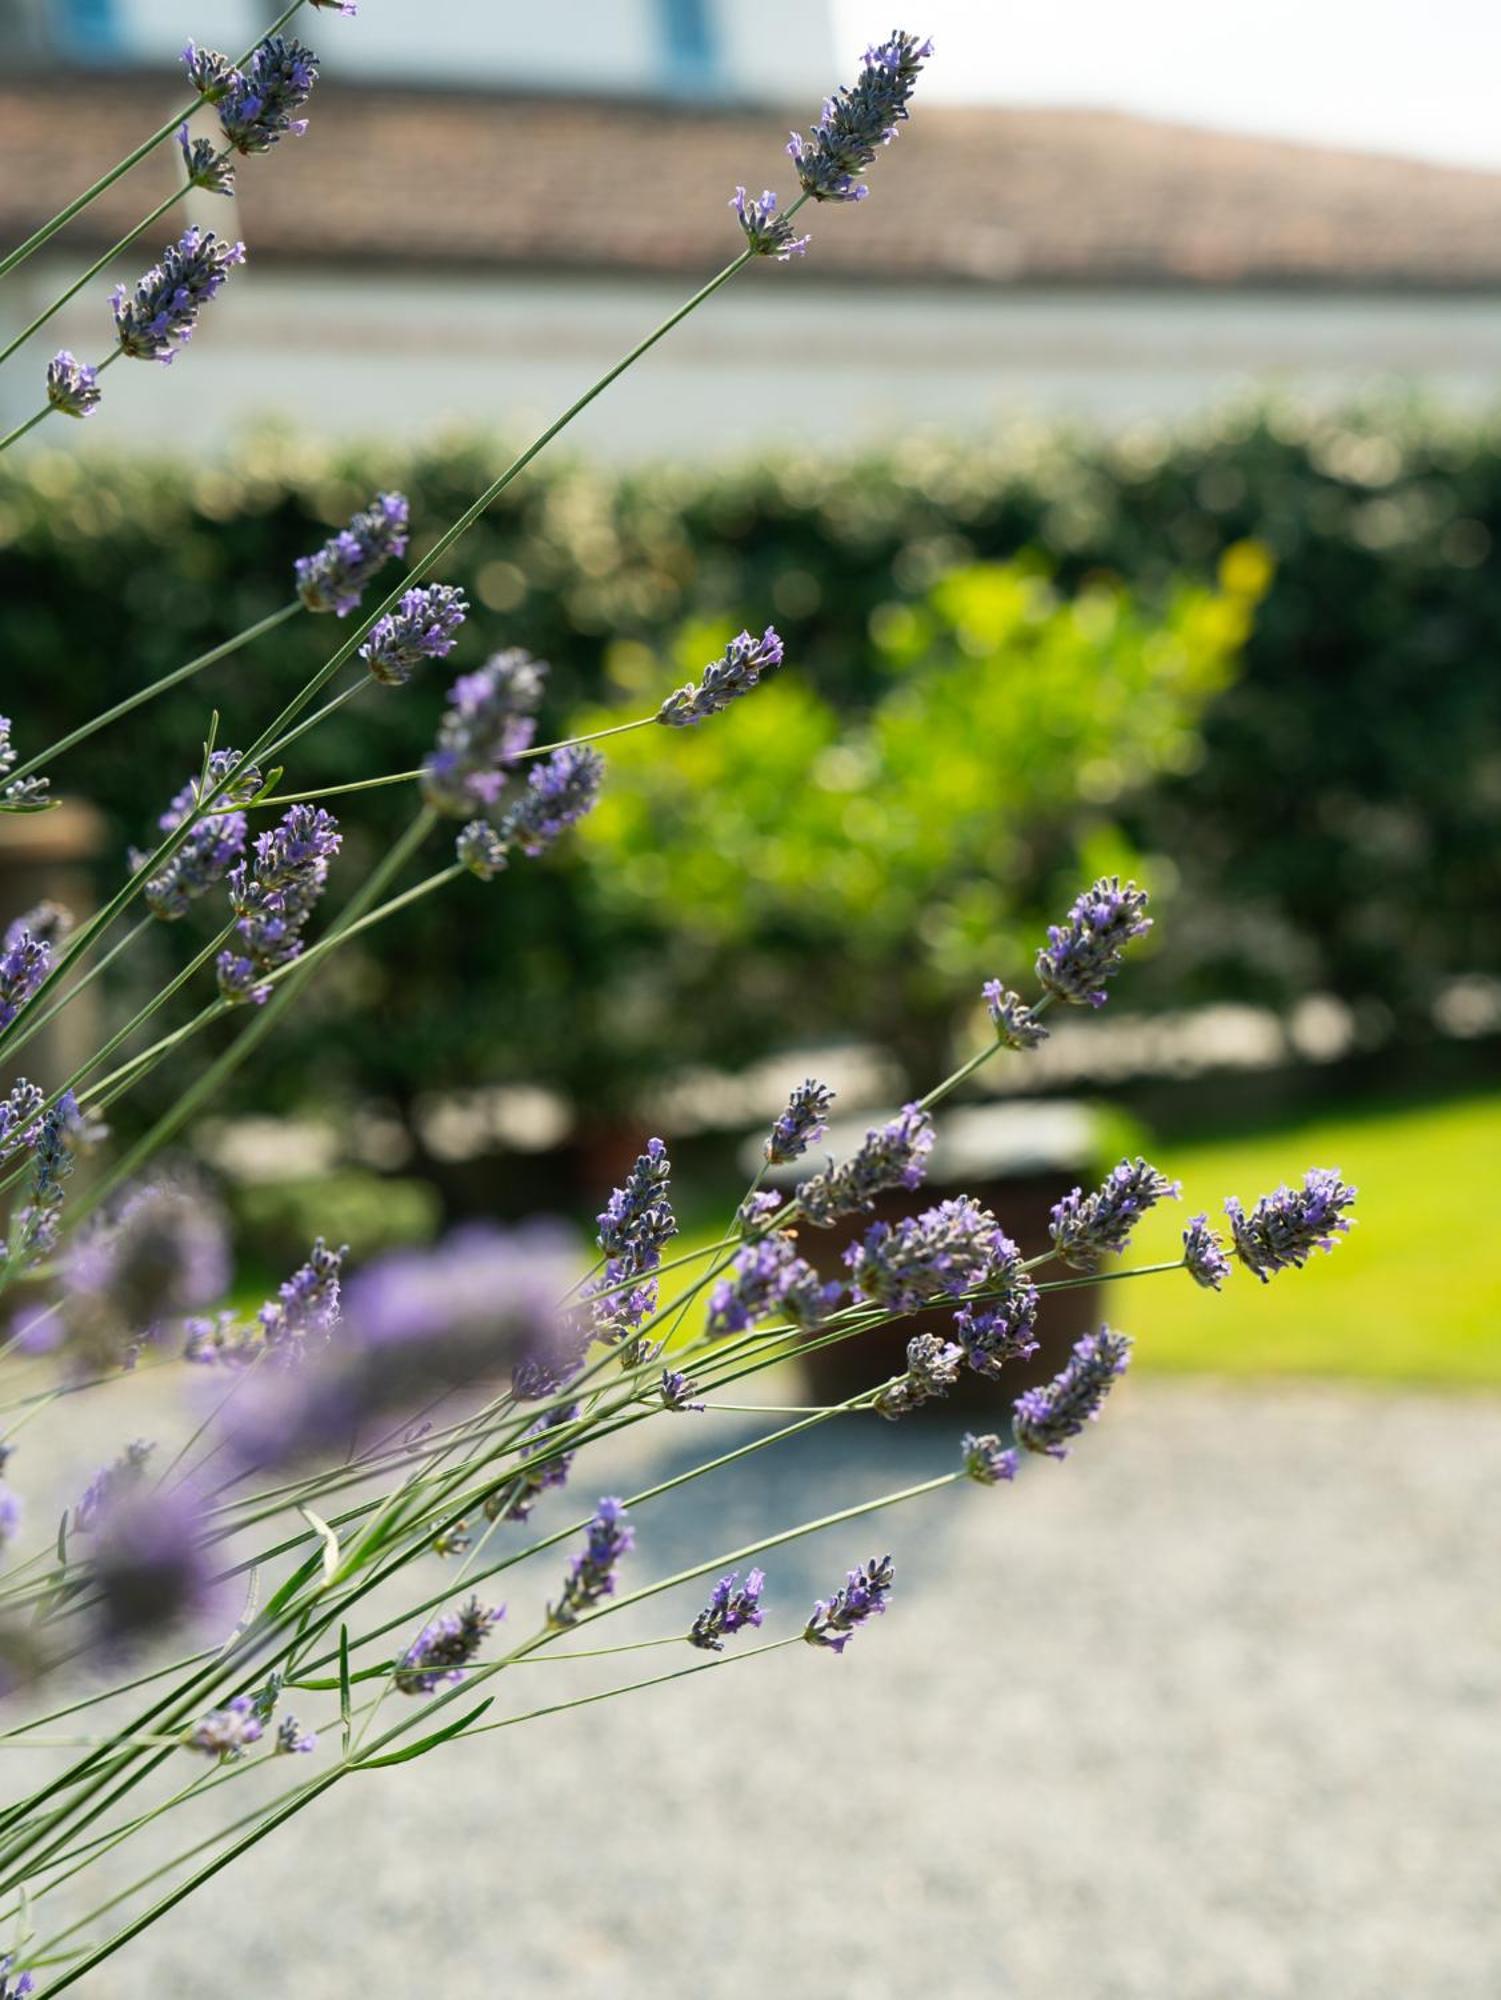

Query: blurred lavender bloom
<box><xmin>1048</xmin><ymin>1157</ymin><xmax>1181</xmax><ymax>1273</ymax></box>
<box><xmin>873</xmin><ymin>1331</ymin><xmax>964</xmax><ymax>1420</ymax></box>
<box><xmin>45</xmin><ymin>349</ymin><xmax>101</xmax><ymax>418</ymax></box>
<box><xmin>707</xmin><ymin>1234</ymin><xmax>839</xmax><ymax>1336</ymax></box>
<box><xmin>358</xmin><ymin>583</ymin><xmax>468</xmax><ymax>686</ymax></box>
<box><xmin>787</xmin><ymin>30</ymin><xmax>931</xmax><ymax>202</ymax></box>
<box><xmin>295</xmin><ymin>492</ymin><xmax>409</xmax><ymax>617</ymax></box>
<box><xmin>395</xmin><ymin>1598</ymin><xmax>504</xmax><ymax>1695</ymax></box>
<box><xmin>1183</xmin><ymin>1214</ymin><xmax>1232</xmax><ymax>1290</ymax></box>
<box><xmin>1</xmin><ymin>716</ymin><xmax>51</xmax><ymax>813</ymax></box>
<box><xmin>689</xmin><ymin>1568</ymin><xmax>765</xmax><ymax>1650</ymax></box>
<box><xmin>62</xmin><ymin>1183</ymin><xmax>229</xmax><ymax>1368</ymax></box>
<box><xmin>112</xmin><ymin>227</ymin><xmax>244</xmax><ymax>364</ymax></box>
<box><xmin>217</xmin><ymin>805</ymin><xmax>341</xmax><ymax>1005</ymax></box>
<box><xmin>217</xmin><ymin>35</ymin><xmax>318</xmax><ymax>154</ymax></box>
<box><xmin>176</xmin><ymin>124</ymin><xmax>234</xmax><ymax>195</ymax></box>
<box><xmin>1013</xmin><ymin>1328</ymin><xmax>1132</xmax><ymax>1461</ymax></box>
<box><xmin>1036</xmin><ymin>876</ymin><xmax>1151</xmax><ymax>1009</ymax></box>
<box><xmin>730</xmin><ymin>187</ymin><xmax>810</xmax><ymax>259</ymax></box>
<box><xmin>90</xmin><ymin>1484</ymin><xmax>218</xmax><ymax>1648</ymax></box>
<box><xmin>0</xmin><ymin>1953</ymin><xmax>34</xmax><ymax>1999</ymax></box>
<box><xmin>456</xmin><ymin>819</ymin><xmax>507</xmax><ymax>880</ymax></box>
<box><xmin>846</xmin><ymin>1195</ymin><xmax>1007</xmax><ymax>1312</ymax></box>
<box><xmin>276</xmin><ymin>1714</ymin><xmax>318</xmax><ymax>1754</ymax></box>
<box><xmin>766</xmin><ymin>1078</ymin><xmax>835</xmax><ymax>1165</ymax></box>
<box><xmin>796</xmin><ymin>1103</ymin><xmax>935</xmax><ymax>1227</ymax></box>
<box><xmin>962</xmin><ymin>1432</ymin><xmax>1018</xmax><ymax>1485</ymax></box>
<box><xmin>1226</xmin><ymin>1168</ymin><xmax>1357</xmax><ymax>1282</ymax></box>
<box><xmin>8</xmin><ymin>902</ymin><xmax>71</xmax><ymax>953</ymax></box>
<box><xmin>7</xmin><ymin>1092</ymin><xmax>103</xmax><ymax>1273</ymax></box>
<box><xmin>659</xmin><ymin>1368</ymin><xmax>704</xmax><ymax>1412</ymax></box>
<box><xmin>0</xmin><ymin>1486</ymin><xmax>21</xmax><ymax>1549</ymax></box>
<box><xmin>0</xmin><ymin>1080</ymin><xmax>43</xmax><ymax>1164</ymax></box>
<box><xmin>421</xmin><ymin>651</ymin><xmax>545</xmax><ymax>817</ymax></box>
<box><xmin>804</xmin><ymin>1554</ymin><xmax>894</xmax><ymax>1653</ymax></box>
<box><xmin>500</xmin><ymin>745</ymin><xmax>604</xmax><ymax>857</ymax></box>
<box><xmin>133</xmin><ymin>749</ymin><xmax>262</xmax><ymax>922</ymax></box>
<box><xmin>73</xmin><ymin>1441</ymin><xmax>156</xmax><ymax>1533</ymax></box>
<box><xmin>484</xmin><ymin>1402</ymin><xmax>579</xmax><ymax>1523</ymax></box>
<box><xmin>186</xmin><ymin>1694</ymin><xmax>263</xmax><ymax>1760</ymax></box>
<box><xmin>549</xmin><ymin>1498</ymin><xmax>634</xmax><ymax>1628</ymax></box>
<box><xmin>657</xmin><ymin>627</ymin><xmax>783</xmax><ymax>727</ymax></box>
<box><xmin>982</xmin><ymin>980</ymin><xmax>1048</xmax><ymax>1050</ymax></box>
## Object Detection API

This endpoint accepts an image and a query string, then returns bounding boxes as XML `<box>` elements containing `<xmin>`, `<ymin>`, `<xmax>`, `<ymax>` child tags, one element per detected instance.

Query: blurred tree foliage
<box><xmin>1</xmin><ymin>402</ymin><xmax>1495</xmax><ymax>1144</ymax></box>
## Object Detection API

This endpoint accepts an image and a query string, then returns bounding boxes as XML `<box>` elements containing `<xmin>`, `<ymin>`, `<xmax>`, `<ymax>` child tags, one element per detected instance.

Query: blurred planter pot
<box><xmin>759</xmin><ymin>1101</ymin><xmax>1106</xmax><ymax>1413</ymax></box>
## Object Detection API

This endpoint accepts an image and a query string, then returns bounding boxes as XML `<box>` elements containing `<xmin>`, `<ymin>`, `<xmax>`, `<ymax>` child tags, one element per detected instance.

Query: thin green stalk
<box><xmin>0</xmin><ymin>0</ymin><xmax>308</xmax><ymax>282</ymax></box>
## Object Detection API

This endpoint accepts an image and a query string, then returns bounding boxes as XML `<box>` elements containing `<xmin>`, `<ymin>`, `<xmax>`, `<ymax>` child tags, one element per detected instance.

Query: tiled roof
<box><xmin>6</xmin><ymin>75</ymin><xmax>1501</xmax><ymax>289</ymax></box>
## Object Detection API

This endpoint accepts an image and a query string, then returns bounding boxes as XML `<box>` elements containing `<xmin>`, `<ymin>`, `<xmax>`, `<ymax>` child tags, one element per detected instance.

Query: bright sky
<box><xmin>834</xmin><ymin>0</ymin><xmax>1501</xmax><ymax>172</ymax></box>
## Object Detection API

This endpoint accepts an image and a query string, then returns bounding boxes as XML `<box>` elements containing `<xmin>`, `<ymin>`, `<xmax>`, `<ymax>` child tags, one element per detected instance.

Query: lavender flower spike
<box><xmin>73</xmin><ymin>1441</ymin><xmax>155</xmax><ymax>1533</ymax></box>
<box><xmin>587</xmin><ymin>1138</ymin><xmax>677</xmax><ymax>1351</ymax></box>
<box><xmin>46</xmin><ymin>350</ymin><xmax>101</xmax><ymax>418</ymax></box>
<box><xmin>962</xmin><ymin>1432</ymin><xmax>1018</xmax><ymax>1485</ymax></box>
<box><xmin>982</xmin><ymin>980</ymin><xmax>1048</xmax><ymax>1051</ymax></box>
<box><xmin>731</xmin><ymin>188</ymin><xmax>810</xmax><ymax>260</ymax></box>
<box><xmin>1225</xmin><ymin>1167</ymin><xmax>1357</xmax><ymax>1282</ymax></box>
<box><xmin>873</xmin><ymin>1331</ymin><xmax>963</xmax><ymax>1420</ymax></box>
<box><xmin>500</xmin><ymin>745</ymin><xmax>604</xmax><ymax>857</ymax></box>
<box><xmin>795</xmin><ymin>1102</ymin><xmax>935</xmax><ymax>1227</ymax></box>
<box><xmin>421</xmin><ymin>650</ymin><xmax>546</xmax><ymax>817</ymax></box>
<box><xmin>804</xmin><ymin>1554</ymin><xmax>894</xmax><ymax>1654</ymax></box>
<box><xmin>134</xmin><ymin>749</ymin><xmax>263</xmax><ymax>921</ymax></box>
<box><xmin>358</xmin><ymin>583</ymin><xmax>468</xmax><ymax>686</ymax></box>
<box><xmin>182</xmin><ymin>41</ymin><xmax>235</xmax><ymax>100</ymax></box>
<box><xmin>0</xmin><ymin>1955</ymin><xmax>34</xmax><ymax>2000</ymax></box>
<box><xmin>1048</xmin><ymin>1157</ymin><xmax>1181</xmax><ymax>1273</ymax></box>
<box><xmin>276</xmin><ymin>1715</ymin><xmax>318</xmax><ymax>1754</ymax></box>
<box><xmin>112</xmin><ymin>227</ymin><xmax>244</xmax><ymax>365</ymax></box>
<box><xmin>296</xmin><ymin>492</ymin><xmax>410</xmax><ymax>616</ymax></box>
<box><xmin>217</xmin><ymin>36</ymin><xmax>318</xmax><ymax>155</ymax></box>
<box><xmin>456</xmin><ymin>820</ymin><xmax>507</xmax><ymax>879</ymax></box>
<box><xmin>217</xmin><ymin>805</ymin><xmax>341</xmax><ymax>1005</ymax></box>
<box><xmin>394</xmin><ymin>1598</ymin><xmax>503</xmax><ymax>1695</ymax></box>
<box><xmin>788</xmin><ymin>30</ymin><xmax>932</xmax><ymax>204</ymax></box>
<box><xmin>1</xmin><ymin>716</ymin><xmax>50</xmax><ymax>813</ymax></box>
<box><xmin>186</xmin><ymin>1694</ymin><xmax>263</xmax><ymax>1760</ymax></box>
<box><xmin>7</xmin><ymin>1090</ymin><xmax>102</xmax><ymax>1272</ymax></box>
<box><xmin>689</xmin><ymin>1569</ymin><xmax>766</xmax><ymax>1651</ymax></box>
<box><xmin>0</xmin><ymin>1080</ymin><xmax>43</xmax><ymax>1164</ymax></box>
<box><xmin>1013</xmin><ymin>1328</ymin><xmax>1132</xmax><ymax>1461</ymax></box>
<box><xmin>707</xmin><ymin>1234</ymin><xmax>840</xmax><ymax>1336</ymax></box>
<box><xmin>660</xmin><ymin>1368</ymin><xmax>705</xmax><ymax>1412</ymax></box>
<box><xmin>847</xmin><ymin>1195</ymin><xmax>1007</xmax><ymax>1312</ymax></box>
<box><xmin>1183</xmin><ymin>1213</ymin><xmax>1232</xmax><ymax>1290</ymax></box>
<box><xmin>177</xmin><ymin>124</ymin><xmax>234</xmax><ymax>196</ymax></box>
<box><xmin>1036</xmin><ymin>876</ymin><xmax>1151</xmax><ymax>1009</ymax></box>
<box><xmin>953</xmin><ymin>1248</ymin><xmax>1039</xmax><ymax>1379</ymax></box>
<box><xmin>0</xmin><ymin>926</ymin><xmax>48</xmax><ymax>1033</ymax></box>
<box><xmin>766</xmin><ymin>1078</ymin><xmax>835</xmax><ymax>1164</ymax></box>
<box><xmin>658</xmin><ymin>627</ymin><xmax>783</xmax><ymax>727</ymax></box>
<box><xmin>549</xmin><ymin>1498</ymin><xmax>634</xmax><ymax>1628</ymax></box>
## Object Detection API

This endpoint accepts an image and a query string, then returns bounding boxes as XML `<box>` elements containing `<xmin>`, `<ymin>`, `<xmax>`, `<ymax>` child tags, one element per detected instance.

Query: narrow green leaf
<box><xmin>339</xmin><ymin>1625</ymin><xmax>352</xmax><ymax>1755</ymax></box>
<box><xmin>356</xmin><ymin>1698</ymin><xmax>493</xmax><ymax>1771</ymax></box>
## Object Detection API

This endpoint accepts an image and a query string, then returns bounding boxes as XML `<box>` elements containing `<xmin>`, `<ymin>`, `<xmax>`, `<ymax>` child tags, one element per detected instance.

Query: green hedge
<box><xmin>2</xmin><ymin>402</ymin><xmax>1496</xmax><ymax>1146</ymax></box>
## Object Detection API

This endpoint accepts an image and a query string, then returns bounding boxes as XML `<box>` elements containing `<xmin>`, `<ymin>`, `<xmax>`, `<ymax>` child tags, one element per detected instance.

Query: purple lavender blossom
<box><xmin>90</xmin><ymin>1484</ymin><xmax>217</xmax><ymax>1647</ymax></box>
<box><xmin>549</xmin><ymin>1498</ymin><xmax>634</xmax><ymax>1628</ymax></box>
<box><xmin>0</xmin><ymin>1954</ymin><xmax>34</xmax><ymax>1999</ymax></box>
<box><xmin>133</xmin><ymin>749</ymin><xmax>262</xmax><ymax>921</ymax></box>
<box><xmin>962</xmin><ymin>1432</ymin><xmax>1018</xmax><ymax>1485</ymax></box>
<box><xmin>707</xmin><ymin>1234</ymin><xmax>840</xmax><ymax>1336</ymax></box>
<box><xmin>953</xmin><ymin>1249</ymin><xmax>1040</xmax><ymax>1380</ymax></box>
<box><xmin>182</xmin><ymin>41</ymin><xmax>235</xmax><ymax>100</ymax></box>
<box><xmin>1048</xmin><ymin>1157</ymin><xmax>1181</xmax><ymax>1273</ymax></box>
<box><xmin>660</xmin><ymin>1368</ymin><xmax>704</xmax><ymax>1412</ymax></box>
<box><xmin>0</xmin><ymin>1080</ymin><xmax>43</xmax><ymax>1164</ymax></box>
<box><xmin>804</xmin><ymin>1553</ymin><xmax>894</xmax><ymax>1653</ymax></box>
<box><xmin>689</xmin><ymin>1568</ymin><xmax>766</xmax><ymax>1650</ymax></box>
<box><xmin>1183</xmin><ymin>1213</ymin><xmax>1232</xmax><ymax>1290</ymax></box>
<box><xmin>73</xmin><ymin>1441</ymin><xmax>155</xmax><ymax>1533</ymax></box>
<box><xmin>581</xmin><ymin>1138</ymin><xmax>678</xmax><ymax>1360</ymax></box>
<box><xmin>500</xmin><ymin>745</ymin><xmax>604</xmax><ymax>857</ymax></box>
<box><xmin>846</xmin><ymin>1195</ymin><xmax>1006</xmax><ymax>1312</ymax></box>
<box><xmin>787</xmin><ymin>30</ymin><xmax>932</xmax><ymax>203</ymax></box>
<box><xmin>295</xmin><ymin>492</ymin><xmax>410</xmax><ymax>617</ymax></box>
<box><xmin>8</xmin><ymin>902</ymin><xmax>70</xmax><ymax>953</ymax></box>
<box><xmin>1013</xmin><ymin>1328</ymin><xmax>1132</xmax><ymax>1461</ymax></box>
<box><xmin>217</xmin><ymin>805</ymin><xmax>341</xmax><ymax>1005</ymax></box>
<box><xmin>112</xmin><ymin>226</ymin><xmax>245</xmax><ymax>364</ymax></box>
<box><xmin>1225</xmin><ymin>1168</ymin><xmax>1357</xmax><ymax>1282</ymax></box>
<box><xmin>395</xmin><ymin>1598</ymin><xmax>503</xmax><ymax>1695</ymax></box>
<box><xmin>276</xmin><ymin>1714</ymin><xmax>318</xmax><ymax>1754</ymax></box>
<box><xmin>730</xmin><ymin>188</ymin><xmax>810</xmax><ymax>259</ymax></box>
<box><xmin>766</xmin><ymin>1078</ymin><xmax>835</xmax><ymax>1164</ymax></box>
<box><xmin>485</xmin><ymin>1402</ymin><xmax>579</xmax><ymax>1523</ymax></box>
<box><xmin>658</xmin><ymin>627</ymin><xmax>784</xmax><ymax>727</ymax></box>
<box><xmin>1</xmin><ymin>716</ymin><xmax>50</xmax><ymax>813</ymax></box>
<box><xmin>0</xmin><ymin>1487</ymin><xmax>21</xmax><ymax>1549</ymax></box>
<box><xmin>796</xmin><ymin>1102</ymin><xmax>935</xmax><ymax>1227</ymax></box>
<box><xmin>421</xmin><ymin>651</ymin><xmax>545</xmax><ymax>817</ymax></box>
<box><xmin>737</xmin><ymin>1189</ymin><xmax>785</xmax><ymax>1236</ymax></box>
<box><xmin>185</xmin><ymin>1238</ymin><xmax>343</xmax><ymax>1366</ymax></box>
<box><xmin>45</xmin><ymin>350</ymin><xmax>101</xmax><ymax>418</ymax></box>
<box><xmin>456</xmin><ymin>819</ymin><xmax>507</xmax><ymax>880</ymax></box>
<box><xmin>0</xmin><ymin>925</ymin><xmax>49</xmax><ymax>1032</ymax></box>
<box><xmin>982</xmin><ymin>980</ymin><xmax>1048</xmax><ymax>1051</ymax></box>
<box><xmin>358</xmin><ymin>583</ymin><xmax>468</xmax><ymax>686</ymax></box>
<box><xmin>1036</xmin><ymin>876</ymin><xmax>1151</xmax><ymax>1009</ymax></box>
<box><xmin>186</xmin><ymin>1694</ymin><xmax>263</xmax><ymax>1759</ymax></box>
<box><xmin>216</xmin><ymin>36</ymin><xmax>318</xmax><ymax>155</ymax></box>
<box><xmin>7</xmin><ymin>1091</ymin><xmax>103</xmax><ymax>1272</ymax></box>
<box><xmin>873</xmin><ymin>1331</ymin><xmax>964</xmax><ymax>1419</ymax></box>
<box><xmin>176</xmin><ymin>123</ymin><xmax>234</xmax><ymax>195</ymax></box>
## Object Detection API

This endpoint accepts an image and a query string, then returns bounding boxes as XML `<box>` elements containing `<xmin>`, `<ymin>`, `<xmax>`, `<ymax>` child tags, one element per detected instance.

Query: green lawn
<box><xmin>1121</xmin><ymin>1089</ymin><xmax>1501</xmax><ymax>1387</ymax></box>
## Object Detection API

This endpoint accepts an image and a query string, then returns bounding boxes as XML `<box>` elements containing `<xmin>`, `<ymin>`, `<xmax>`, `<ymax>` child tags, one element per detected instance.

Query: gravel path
<box><xmin>33</xmin><ymin>1381</ymin><xmax>1501</xmax><ymax>1999</ymax></box>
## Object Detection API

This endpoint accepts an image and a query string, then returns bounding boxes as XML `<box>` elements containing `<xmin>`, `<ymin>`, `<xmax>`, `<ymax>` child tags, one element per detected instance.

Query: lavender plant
<box><xmin>0</xmin><ymin>23</ymin><xmax>1362</xmax><ymax>1992</ymax></box>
